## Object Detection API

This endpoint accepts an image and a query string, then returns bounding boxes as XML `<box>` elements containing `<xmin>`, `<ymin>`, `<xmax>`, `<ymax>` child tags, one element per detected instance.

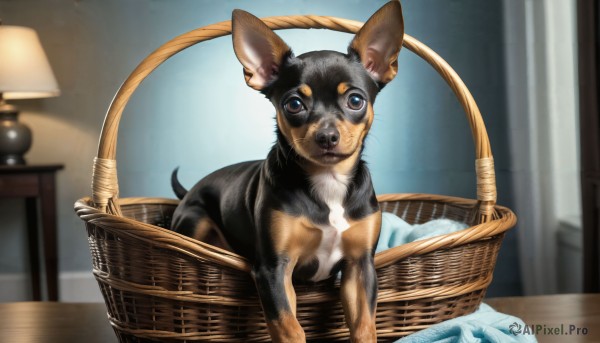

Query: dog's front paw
<box><xmin>267</xmin><ymin>313</ymin><xmax>306</xmax><ymax>343</ymax></box>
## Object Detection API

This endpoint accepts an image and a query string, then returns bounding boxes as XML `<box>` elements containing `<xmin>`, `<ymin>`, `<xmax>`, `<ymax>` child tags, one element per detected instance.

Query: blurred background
<box><xmin>0</xmin><ymin>0</ymin><xmax>582</xmax><ymax>301</ymax></box>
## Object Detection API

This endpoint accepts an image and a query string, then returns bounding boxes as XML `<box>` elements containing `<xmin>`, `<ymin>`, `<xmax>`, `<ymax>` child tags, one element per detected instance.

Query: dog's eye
<box><xmin>284</xmin><ymin>97</ymin><xmax>305</xmax><ymax>114</ymax></box>
<box><xmin>347</xmin><ymin>94</ymin><xmax>366</xmax><ymax>111</ymax></box>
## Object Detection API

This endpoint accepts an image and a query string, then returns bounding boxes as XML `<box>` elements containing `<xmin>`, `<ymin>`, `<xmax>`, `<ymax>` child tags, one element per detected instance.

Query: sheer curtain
<box><xmin>503</xmin><ymin>0</ymin><xmax>581</xmax><ymax>295</ymax></box>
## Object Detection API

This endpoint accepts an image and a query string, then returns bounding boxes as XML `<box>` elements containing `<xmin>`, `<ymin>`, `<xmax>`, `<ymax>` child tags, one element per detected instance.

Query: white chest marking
<box><xmin>309</xmin><ymin>172</ymin><xmax>350</xmax><ymax>281</ymax></box>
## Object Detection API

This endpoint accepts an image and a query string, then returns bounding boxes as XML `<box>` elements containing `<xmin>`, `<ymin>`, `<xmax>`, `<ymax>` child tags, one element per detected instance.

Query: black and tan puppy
<box><xmin>171</xmin><ymin>2</ymin><xmax>404</xmax><ymax>342</ymax></box>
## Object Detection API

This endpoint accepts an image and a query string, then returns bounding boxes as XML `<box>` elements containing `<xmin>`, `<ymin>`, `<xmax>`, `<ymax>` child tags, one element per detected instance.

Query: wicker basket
<box><xmin>75</xmin><ymin>13</ymin><xmax>516</xmax><ymax>343</ymax></box>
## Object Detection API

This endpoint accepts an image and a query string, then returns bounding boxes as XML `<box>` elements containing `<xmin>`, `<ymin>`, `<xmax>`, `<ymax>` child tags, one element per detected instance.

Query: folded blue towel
<box><xmin>376</xmin><ymin>212</ymin><xmax>469</xmax><ymax>253</ymax></box>
<box><xmin>396</xmin><ymin>303</ymin><xmax>537</xmax><ymax>343</ymax></box>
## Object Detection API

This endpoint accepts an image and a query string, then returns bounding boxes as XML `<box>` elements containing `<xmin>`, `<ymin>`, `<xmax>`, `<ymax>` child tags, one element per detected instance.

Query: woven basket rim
<box><xmin>75</xmin><ymin>193</ymin><xmax>516</xmax><ymax>272</ymax></box>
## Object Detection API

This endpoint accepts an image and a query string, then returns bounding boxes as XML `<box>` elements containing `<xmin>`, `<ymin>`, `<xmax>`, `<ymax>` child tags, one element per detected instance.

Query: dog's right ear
<box><xmin>232</xmin><ymin>10</ymin><xmax>291</xmax><ymax>91</ymax></box>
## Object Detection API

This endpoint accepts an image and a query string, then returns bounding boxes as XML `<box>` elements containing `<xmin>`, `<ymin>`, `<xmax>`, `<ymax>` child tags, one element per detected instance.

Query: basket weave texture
<box><xmin>75</xmin><ymin>12</ymin><xmax>516</xmax><ymax>343</ymax></box>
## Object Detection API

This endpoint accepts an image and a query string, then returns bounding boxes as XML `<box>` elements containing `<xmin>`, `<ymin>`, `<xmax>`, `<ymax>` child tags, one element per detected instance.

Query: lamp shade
<box><xmin>0</xmin><ymin>25</ymin><xmax>60</xmax><ymax>100</ymax></box>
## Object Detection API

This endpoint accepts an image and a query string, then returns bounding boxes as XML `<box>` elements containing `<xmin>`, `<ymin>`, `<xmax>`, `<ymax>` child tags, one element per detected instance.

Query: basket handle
<box><xmin>92</xmin><ymin>15</ymin><xmax>497</xmax><ymax>222</ymax></box>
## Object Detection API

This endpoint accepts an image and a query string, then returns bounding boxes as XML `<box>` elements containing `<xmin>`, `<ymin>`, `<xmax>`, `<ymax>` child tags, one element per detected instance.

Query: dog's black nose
<box><xmin>316</xmin><ymin>127</ymin><xmax>340</xmax><ymax>149</ymax></box>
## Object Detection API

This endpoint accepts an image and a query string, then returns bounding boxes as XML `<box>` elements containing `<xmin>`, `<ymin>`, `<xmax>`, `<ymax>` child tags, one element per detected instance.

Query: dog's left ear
<box><xmin>232</xmin><ymin>9</ymin><xmax>291</xmax><ymax>91</ymax></box>
<box><xmin>349</xmin><ymin>0</ymin><xmax>404</xmax><ymax>85</ymax></box>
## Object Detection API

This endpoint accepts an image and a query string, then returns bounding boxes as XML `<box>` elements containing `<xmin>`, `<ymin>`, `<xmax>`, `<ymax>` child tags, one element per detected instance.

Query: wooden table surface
<box><xmin>486</xmin><ymin>294</ymin><xmax>600</xmax><ymax>343</ymax></box>
<box><xmin>0</xmin><ymin>302</ymin><xmax>117</xmax><ymax>343</ymax></box>
<box><xmin>0</xmin><ymin>294</ymin><xmax>598</xmax><ymax>342</ymax></box>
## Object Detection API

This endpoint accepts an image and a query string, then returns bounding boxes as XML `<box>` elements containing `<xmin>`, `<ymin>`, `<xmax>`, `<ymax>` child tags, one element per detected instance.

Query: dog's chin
<box><xmin>311</xmin><ymin>150</ymin><xmax>353</xmax><ymax>166</ymax></box>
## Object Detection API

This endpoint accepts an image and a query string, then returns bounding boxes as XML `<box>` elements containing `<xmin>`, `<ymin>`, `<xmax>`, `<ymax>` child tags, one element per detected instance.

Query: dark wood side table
<box><xmin>0</xmin><ymin>164</ymin><xmax>63</xmax><ymax>301</ymax></box>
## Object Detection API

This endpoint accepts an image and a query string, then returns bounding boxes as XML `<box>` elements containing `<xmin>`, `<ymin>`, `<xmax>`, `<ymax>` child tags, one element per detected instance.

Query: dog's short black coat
<box><xmin>170</xmin><ymin>2</ymin><xmax>404</xmax><ymax>342</ymax></box>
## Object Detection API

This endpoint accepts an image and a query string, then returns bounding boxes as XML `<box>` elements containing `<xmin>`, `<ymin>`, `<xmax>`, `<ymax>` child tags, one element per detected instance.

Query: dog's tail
<box><xmin>171</xmin><ymin>167</ymin><xmax>188</xmax><ymax>200</ymax></box>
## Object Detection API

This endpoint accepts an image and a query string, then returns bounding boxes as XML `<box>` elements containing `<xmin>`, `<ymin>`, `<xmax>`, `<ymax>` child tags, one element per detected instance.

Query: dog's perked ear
<box><xmin>349</xmin><ymin>0</ymin><xmax>404</xmax><ymax>85</ymax></box>
<box><xmin>231</xmin><ymin>10</ymin><xmax>292</xmax><ymax>91</ymax></box>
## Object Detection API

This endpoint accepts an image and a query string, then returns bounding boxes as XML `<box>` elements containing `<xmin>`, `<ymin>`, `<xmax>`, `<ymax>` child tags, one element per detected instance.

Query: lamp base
<box><xmin>0</xmin><ymin>102</ymin><xmax>32</xmax><ymax>166</ymax></box>
<box><xmin>1</xmin><ymin>154</ymin><xmax>27</xmax><ymax>165</ymax></box>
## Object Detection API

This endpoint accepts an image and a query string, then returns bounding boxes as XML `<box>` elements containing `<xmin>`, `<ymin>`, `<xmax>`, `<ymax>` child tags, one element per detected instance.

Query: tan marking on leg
<box><xmin>270</xmin><ymin>211</ymin><xmax>322</xmax><ymax>320</ymax></box>
<box><xmin>341</xmin><ymin>211</ymin><xmax>381</xmax><ymax>342</ymax></box>
<box><xmin>341</xmin><ymin>265</ymin><xmax>359</xmax><ymax>323</ymax></box>
<box><xmin>267</xmin><ymin>311</ymin><xmax>306</xmax><ymax>343</ymax></box>
<box><xmin>298</xmin><ymin>84</ymin><xmax>312</xmax><ymax>97</ymax></box>
<box><xmin>284</xmin><ymin>259</ymin><xmax>298</xmax><ymax>315</ymax></box>
<box><xmin>264</xmin><ymin>211</ymin><xmax>320</xmax><ymax>342</ymax></box>
<box><xmin>340</xmin><ymin>211</ymin><xmax>381</xmax><ymax>343</ymax></box>
<box><xmin>341</xmin><ymin>262</ymin><xmax>376</xmax><ymax>343</ymax></box>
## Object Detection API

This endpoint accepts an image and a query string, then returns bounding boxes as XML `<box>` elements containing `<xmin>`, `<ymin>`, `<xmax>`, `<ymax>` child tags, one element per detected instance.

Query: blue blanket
<box><xmin>377</xmin><ymin>213</ymin><xmax>537</xmax><ymax>343</ymax></box>
<box><xmin>396</xmin><ymin>303</ymin><xmax>537</xmax><ymax>343</ymax></box>
<box><xmin>376</xmin><ymin>212</ymin><xmax>468</xmax><ymax>253</ymax></box>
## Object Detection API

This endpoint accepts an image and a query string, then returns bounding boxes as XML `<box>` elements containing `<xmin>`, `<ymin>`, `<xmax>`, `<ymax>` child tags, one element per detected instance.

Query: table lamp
<box><xmin>0</xmin><ymin>22</ymin><xmax>60</xmax><ymax>165</ymax></box>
